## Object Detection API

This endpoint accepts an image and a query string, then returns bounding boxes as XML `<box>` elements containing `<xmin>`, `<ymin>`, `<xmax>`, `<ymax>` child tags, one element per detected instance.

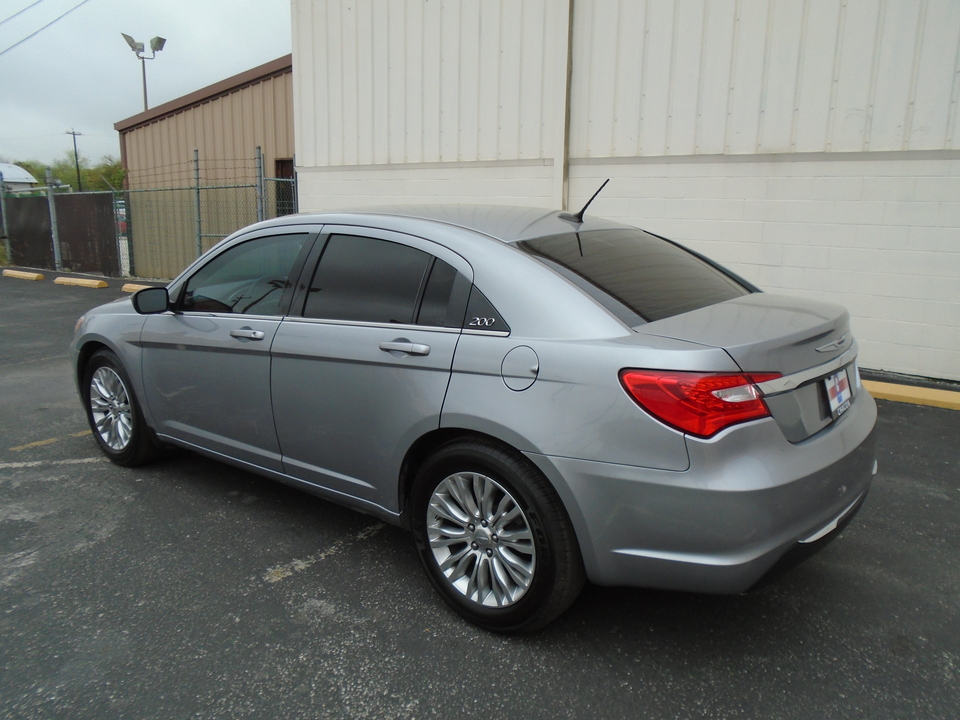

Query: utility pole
<box><xmin>66</xmin><ymin>129</ymin><xmax>82</xmax><ymax>192</ymax></box>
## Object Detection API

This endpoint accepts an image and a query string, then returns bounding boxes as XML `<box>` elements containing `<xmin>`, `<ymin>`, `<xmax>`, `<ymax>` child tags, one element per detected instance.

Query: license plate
<box><xmin>825</xmin><ymin>368</ymin><xmax>852</xmax><ymax>419</ymax></box>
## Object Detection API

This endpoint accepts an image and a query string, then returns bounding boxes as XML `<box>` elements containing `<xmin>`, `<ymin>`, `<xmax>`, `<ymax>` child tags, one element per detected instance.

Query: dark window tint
<box><xmin>304</xmin><ymin>235</ymin><xmax>431</xmax><ymax>324</ymax></box>
<box><xmin>464</xmin><ymin>287</ymin><xmax>510</xmax><ymax>333</ymax></box>
<box><xmin>416</xmin><ymin>258</ymin><xmax>471</xmax><ymax>328</ymax></box>
<box><xmin>183</xmin><ymin>233</ymin><xmax>310</xmax><ymax>315</ymax></box>
<box><xmin>517</xmin><ymin>228</ymin><xmax>750</xmax><ymax>324</ymax></box>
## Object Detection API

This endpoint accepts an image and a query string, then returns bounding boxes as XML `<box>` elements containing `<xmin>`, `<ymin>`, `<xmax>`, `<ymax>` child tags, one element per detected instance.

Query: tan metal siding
<box><xmin>120</xmin><ymin>70</ymin><xmax>294</xmax><ymax>188</ymax></box>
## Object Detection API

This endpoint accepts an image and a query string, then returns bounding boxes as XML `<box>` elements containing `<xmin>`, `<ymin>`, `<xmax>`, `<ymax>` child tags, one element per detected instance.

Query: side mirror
<box><xmin>132</xmin><ymin>287</ymin><xmax>170</xmax><ymax>314</ymax></box>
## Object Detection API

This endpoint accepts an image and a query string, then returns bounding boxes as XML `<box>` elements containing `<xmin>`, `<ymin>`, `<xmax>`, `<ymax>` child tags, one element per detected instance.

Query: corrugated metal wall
<box><xmin>291</xmin><ymin>0</ymin><xmax>960</xmax><ymax>380</ymax></box>
<box><xmin>121</xmin><ymin>71</ymin><xmax>295</xmax><ymax>188</ymax></box>
<box><xmin>293</xmin><ymin>0</ymin><xmax>564</xmax><ymax>167</ymax></box>
<box><xmin>569</xmin><ymin>0</ymin><xmax>960</xmax><ymax>159</ymax></box>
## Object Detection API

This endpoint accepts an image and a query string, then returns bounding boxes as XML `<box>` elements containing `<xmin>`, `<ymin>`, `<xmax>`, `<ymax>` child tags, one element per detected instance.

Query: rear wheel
<box><xmin>83</xmin><ymin>349</ymin><xmax>159</xmax><ymax>467</ymax></box>
<box><xmin>411</xmin><ymin>438</ymin><xmax>585</xmax><ymax>632</ymax></box>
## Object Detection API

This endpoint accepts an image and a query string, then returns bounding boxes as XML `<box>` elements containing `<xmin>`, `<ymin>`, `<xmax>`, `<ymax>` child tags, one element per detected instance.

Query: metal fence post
<box><xmin>255</xmin><ymin>146</ymin><xmax>265</xmax><ymax>222</ymax></box>
<box><xmin>45</xmin><ymin>168</ymin><xmax>63</xmax><ymax>270</ymax></box>
<box><xmin>193</xmin><ymin>149</ymin><xmax>203</xmax><ymax>258</ymax></box>
<box><xmin>0</xmin><ymin>172</ymin><xmax>11</xmax><ymax>263</ymax></box>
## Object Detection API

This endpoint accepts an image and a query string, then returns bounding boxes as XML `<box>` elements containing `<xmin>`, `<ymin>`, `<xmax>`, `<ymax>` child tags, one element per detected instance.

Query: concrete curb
<box><xmin>862</xmin><ymin>380</ymin><xmax>960</xmax><ymax>411</ymax></box>
<box><xmin>54</xmin><ymin>277</ymin><xmax>108</xmax><ymax>289</ymax></box>
<box><xmin>121</xmin><ymin>283</ymin><xmax>154</xmax><ymax>293</ymax></box>
<box><xmin>3</xmin><ymin>269</ymin><xmax>45</xmax><ymax>281</ymax></box>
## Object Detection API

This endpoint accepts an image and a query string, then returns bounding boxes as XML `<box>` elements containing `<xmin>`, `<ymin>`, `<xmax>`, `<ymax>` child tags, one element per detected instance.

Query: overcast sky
<box><xmin>0</xmin><ymin>0</ymin><xmax>292</xmax><ymax>166</ymax></box>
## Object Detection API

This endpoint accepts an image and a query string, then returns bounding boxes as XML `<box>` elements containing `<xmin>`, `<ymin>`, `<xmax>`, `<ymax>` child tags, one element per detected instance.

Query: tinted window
<box><xmin>183</xmin><ymin>233</ymin><xmax>310</xmax><ymax>315</ymax></box>
<box><xmin>417</xmin><ymin>258</ymin><xmax>471</xmax><ymax>328</ymax></box>
<box><xmin>517</xmin><ymin>228</ymin><xmax>750</xmax><ymax>324</ymax></box>
<box><xmin>304</xmin><ymin>235</ymin><xmax>431</xmax><ymax>324</ymax></box>
<box><xmin>464</xmin><ymin>287</ymin><xmax>510</xmax><ymax>333</ymax></box>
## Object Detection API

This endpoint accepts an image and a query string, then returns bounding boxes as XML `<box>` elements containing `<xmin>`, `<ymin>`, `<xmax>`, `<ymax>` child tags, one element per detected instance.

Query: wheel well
<box><xmin>76</xmin><ymin>341</ymin><xmax>108</xmax><ymax>386</ymax></box>
<box><xmin>397</xmin><ymin>428</ymin><xmax>522</xmax><ymax>529</ymax></box>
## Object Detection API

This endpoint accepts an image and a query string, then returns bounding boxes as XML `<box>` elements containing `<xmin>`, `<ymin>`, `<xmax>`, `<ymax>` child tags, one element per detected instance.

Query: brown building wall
<box><xmin>115</xmin><ymin>55</ymin><xmax>294</xmax><ymax>278</ymax></box>
<box><xmin>117</xmin><ymin>55</ymin><xmax>294</xmax><ymax>188</ymax></box>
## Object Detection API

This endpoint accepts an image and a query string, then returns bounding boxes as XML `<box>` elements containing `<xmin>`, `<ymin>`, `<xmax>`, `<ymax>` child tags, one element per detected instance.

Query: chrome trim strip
<box><xmin>755</xmin><ymin>345</ymin><xmax>858</xmax><ymax>396</ymax></box>
<box><xmin>462</xmin><ymin>328</ymin><xmax>511</xmax><ymax>337</ymax></box>
<box><xmin>279</xmin><ymin>317</ymin><xmax>461</xmax><ymax>334</ymax></box>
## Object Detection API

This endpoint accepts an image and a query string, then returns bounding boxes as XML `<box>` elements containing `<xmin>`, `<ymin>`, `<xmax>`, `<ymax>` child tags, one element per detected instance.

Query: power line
<box><xmin>0</xmin><ymin>0</ymin><xmax>49</xmax><ymax>28</ymax></box>
<box><xmin>0</xmin><ymin>0</ymin><xmax>94</xmax><ymax>58</ymax></box>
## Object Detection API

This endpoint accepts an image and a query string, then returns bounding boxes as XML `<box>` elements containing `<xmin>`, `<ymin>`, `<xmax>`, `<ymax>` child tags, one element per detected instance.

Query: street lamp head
<box><xmin>150</xmin><ymin>36</ymin><xmax>166</xmax><ymax>52</ymax></box>
<box><xmin>121</xmin><ymin>33</ymin><xmax>145</xmax><ymax>54</ymax></box>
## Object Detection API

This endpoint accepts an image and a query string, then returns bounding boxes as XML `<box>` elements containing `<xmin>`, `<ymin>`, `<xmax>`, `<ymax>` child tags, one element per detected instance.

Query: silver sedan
<box><xmin>72</xmin><ymin>205</ymin><xmax>877</xmax><ymax>632</ymax></box>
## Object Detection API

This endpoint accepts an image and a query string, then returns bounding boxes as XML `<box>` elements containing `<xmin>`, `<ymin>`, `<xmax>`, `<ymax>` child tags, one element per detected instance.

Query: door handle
<box><xmin>379</xmin><ymin>341</ymin><xmax>431</xmax><ymax>356</ymax></box>
<box><xmin>230</xmin><ymin>328</ymin><xmax>265</xmax><ymax>340</ymax></box>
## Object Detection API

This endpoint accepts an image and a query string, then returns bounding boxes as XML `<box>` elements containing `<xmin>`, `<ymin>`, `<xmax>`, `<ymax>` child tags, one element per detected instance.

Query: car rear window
<box><xmin>516</xmin><ymin>228</ymin><xmax>751</xmax><ymax>324</ymax></box>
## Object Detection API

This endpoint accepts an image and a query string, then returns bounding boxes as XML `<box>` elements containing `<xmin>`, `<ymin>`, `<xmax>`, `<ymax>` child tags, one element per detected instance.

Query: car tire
<box><xmin>82</xmin><ymin>349</ymin><xmax>159</xmax><ymax>467</ymax></box>
<box><xmin>411</xmin><ymin>438</ymin><xmax>585</xmax><ymax>632</ymax></box>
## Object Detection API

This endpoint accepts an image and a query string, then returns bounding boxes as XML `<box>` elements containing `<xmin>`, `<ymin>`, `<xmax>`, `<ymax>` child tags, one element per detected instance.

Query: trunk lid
<box><xmin>634</xmin><ymin>293</ymin><xmax>857</xmax><ymax>442</ymax></box>
<box><xmin>633</xmin><ymin>293</ymin><xmax>851</xmax><ymax>376</ymax></box>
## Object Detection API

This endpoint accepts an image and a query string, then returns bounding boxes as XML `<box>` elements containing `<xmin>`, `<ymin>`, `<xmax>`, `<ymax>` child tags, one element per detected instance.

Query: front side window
<box><xmin>182</xmin><ymin>233</ymin><xmax>310</xmax><ymax>315</ymax></box>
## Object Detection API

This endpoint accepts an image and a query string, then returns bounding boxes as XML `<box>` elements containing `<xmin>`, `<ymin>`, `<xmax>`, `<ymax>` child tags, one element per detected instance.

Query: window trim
<box><xmin>290</xmin><ymin>226</ymin><xmax>475</xmax><ymax>329</ymax></box>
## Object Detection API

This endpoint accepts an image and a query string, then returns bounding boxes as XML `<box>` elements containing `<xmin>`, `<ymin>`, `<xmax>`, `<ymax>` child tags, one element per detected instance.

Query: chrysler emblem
<box><xmin>816</xmin><ymin>334</ymin><xmax>849</xmax><ymax>353</ymax></box>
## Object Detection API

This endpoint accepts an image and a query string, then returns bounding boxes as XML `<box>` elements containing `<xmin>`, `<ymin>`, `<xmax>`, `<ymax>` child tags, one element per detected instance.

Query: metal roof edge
<box><xmin>113</xmin><ymin>54</ymin><xmax>292</xmax><ymax>133</ymax></box>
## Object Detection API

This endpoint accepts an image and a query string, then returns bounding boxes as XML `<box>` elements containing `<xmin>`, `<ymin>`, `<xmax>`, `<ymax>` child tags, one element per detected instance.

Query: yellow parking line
<box><xmin>54</xmin><ymin>277</ymin><xmax>109</xmax><ymax>289</ymax></box>
<box><xmin>863</xmin><ymin>380</ymin><xmax>960</xmax><ymax>411</ymax></box>
<box><xmin>9</xmin><ymin>438</ymin><xmax>59</xmax><ymax>452</ymax></box>
<box><xmin>3</xmin><ymin>269</ymin><xmax>45</xmax><ymax>281</ymax></box>
<box><xmin>70</xmin><ymin>430</ymin><xmax>92</xmax><ymax>437</ymax></box>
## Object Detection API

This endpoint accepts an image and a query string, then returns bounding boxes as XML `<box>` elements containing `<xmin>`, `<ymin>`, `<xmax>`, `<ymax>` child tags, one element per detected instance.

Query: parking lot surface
<box><xmin>1</xmin><ymin>273</ymin><xmax>958</xmax><ymax>719</ymax></box>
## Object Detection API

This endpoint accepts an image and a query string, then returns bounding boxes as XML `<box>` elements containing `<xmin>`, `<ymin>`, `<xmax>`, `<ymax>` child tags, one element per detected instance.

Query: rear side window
<box><xmin>517</xmin><ymin>228</ymin><xmax>750</xmax><ymax>324</ymax></box>
<box><xmin>304</xmin><ymin>235</ymin><xmax>431</xmax><ymax>324</ymax></box>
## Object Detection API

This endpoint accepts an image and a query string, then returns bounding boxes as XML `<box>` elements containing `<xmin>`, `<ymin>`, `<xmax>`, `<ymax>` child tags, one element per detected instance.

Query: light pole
<box><xmin>65</xmin><ymin>129</ymin><xmax>82</xmax><ymax>191</ymax></box>
<box><xmin>121</xmin><ymin>33</ymin><xmax>166</xmax><ymax>112</ymax></box>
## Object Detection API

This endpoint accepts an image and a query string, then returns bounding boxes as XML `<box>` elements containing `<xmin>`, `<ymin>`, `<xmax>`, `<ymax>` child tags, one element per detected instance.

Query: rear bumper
<box><xmin>526</xmin><ymin>389</ymin><xmax>877</xmax><ymax>593</ymax></box>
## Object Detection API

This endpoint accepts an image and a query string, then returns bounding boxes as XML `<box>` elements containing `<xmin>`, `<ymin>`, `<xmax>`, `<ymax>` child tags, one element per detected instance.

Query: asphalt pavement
<box><xmin>1</xmin><ymin>272</ymin><xmax>958</xmax><ymax>719</ymax></box>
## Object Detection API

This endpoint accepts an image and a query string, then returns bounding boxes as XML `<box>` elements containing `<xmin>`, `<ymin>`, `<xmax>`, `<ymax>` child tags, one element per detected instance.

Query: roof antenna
<box><xmin>559</xmin><ymin>178</ymin><xmax>610</xmax><ymax>224</ymax></box>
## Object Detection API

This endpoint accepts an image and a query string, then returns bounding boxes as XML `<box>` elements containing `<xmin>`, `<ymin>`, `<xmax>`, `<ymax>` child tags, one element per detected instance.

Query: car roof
<box><xmin>253</xmin><ymin>204</ymin><xmax>624</xmax><ymax>243</ymax></box>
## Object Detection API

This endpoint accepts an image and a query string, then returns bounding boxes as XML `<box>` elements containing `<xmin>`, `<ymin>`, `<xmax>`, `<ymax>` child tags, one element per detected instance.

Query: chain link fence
<box><xmin>1</xmin><ymin>147</ymin><xmax>297</xmax><ymax>280</ymax></box>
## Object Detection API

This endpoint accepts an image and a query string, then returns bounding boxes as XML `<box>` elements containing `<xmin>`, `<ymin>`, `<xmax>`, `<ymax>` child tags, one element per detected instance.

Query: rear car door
<box><xmin>271</xmin><ymin>227</ymin><xmax>471</xmax><ymax>512</ymax></box>
<box><xmin>140</xmin><ymin>229</ymin><xmax>316</xmax><ymax>470</ymax></box>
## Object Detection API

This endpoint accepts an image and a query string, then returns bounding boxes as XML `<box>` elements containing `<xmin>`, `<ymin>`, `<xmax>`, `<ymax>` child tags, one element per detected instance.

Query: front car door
<box><xmin>271</xmin><ymin>227</ymin><xmax>472</xmax><ymax>513</ymax></box>
<box><xmin>140</xmin><ymin>229</ymin><xmax>316</xmax><ymax>470</ymax></box>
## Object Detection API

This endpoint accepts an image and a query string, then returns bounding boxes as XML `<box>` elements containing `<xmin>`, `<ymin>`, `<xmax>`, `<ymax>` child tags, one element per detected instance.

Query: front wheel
<box><xmin>82</xmin><ymin>349</ymin><xmax>159</xmax><ymax>467</ymax></box>
<box><xmin>411</xmin><ymin>438</ymin><xmax>585</xmax><ymax>632</ymax></box>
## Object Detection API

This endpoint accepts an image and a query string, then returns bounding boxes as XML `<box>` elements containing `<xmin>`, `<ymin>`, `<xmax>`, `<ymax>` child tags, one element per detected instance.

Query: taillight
<box><xmin>619</xmin><ymin>370</ymin><xmax>782</xmax><ymax>438</ymax></box>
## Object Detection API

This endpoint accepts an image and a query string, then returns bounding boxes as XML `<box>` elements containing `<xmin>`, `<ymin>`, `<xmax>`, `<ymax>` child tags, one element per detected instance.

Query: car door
<box><xmin>271</xmin><ymin>226</ymin><xmax>472</xmax><ymax>512</ymax></box>
<box><xmin>140</xmin><ymin>229</ymin><xmax>316</xmax><ymax>470</ymax></box>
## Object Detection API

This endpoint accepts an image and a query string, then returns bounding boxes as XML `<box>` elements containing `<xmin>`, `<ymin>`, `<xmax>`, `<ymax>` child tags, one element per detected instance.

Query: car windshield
<box><xmin>516</xmin><ymin>227</ymin><xmax>751</xmax><ymax>325</ymax></box>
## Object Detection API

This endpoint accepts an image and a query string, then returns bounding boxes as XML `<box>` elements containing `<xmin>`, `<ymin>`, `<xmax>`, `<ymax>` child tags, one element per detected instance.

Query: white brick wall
<box><xmin>571</xmin><ymin>153</ymin><xmax>960</xmax><ymax>381</ymax></box>
<box><xmin>297</xmin><ymin>160</ymin><xmax>555</xmax><ymax>211</ymax></box>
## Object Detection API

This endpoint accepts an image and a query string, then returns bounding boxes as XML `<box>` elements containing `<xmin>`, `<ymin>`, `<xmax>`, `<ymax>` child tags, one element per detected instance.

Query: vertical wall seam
<box><xmin>724</xmin><ymin>0</ymin><xmax>742</xmax><ymax>154</ymax></box>
<box><xmin>944</xmin><ymin>11</ymin><xmax>960</xmax><ymax>148</ymax></box>
<box><xmin>790</xmin><ymin>0</ymin><xmax>809</xmax><ymax>152</ymax></box>
<box><xmin>825</xmin><ymin>0</ymin><xmax>848</xmax><ymax>153</ymax></box>
<box><xmin>665</xmin><ymin>0</ymin><xmax>680</xmax><ymax>154</ymax></box>
<box><xmin>863</xmin><ymin>0</ymin><xmax>886</xmax><ymax>151</ymax></box>
<box><xmin>516</xmin><ymin>2</ymin><xmax>524</xmax><ymax>159</ymax></box>
<box><xmin>903</xmin><ymin>0</ymin><xmax>929</xmax><ymax>151</ymax></box>
<box><xmin>693</xmin><ymin>0</ymin><xmax>710</xmax><ymax>154</ymax></box>
<box><xmin>756</xmin><ymin>0</ymin><xmax>776</xmax><ymax>152</ymax></box>
<box><xmin>554</xmin><ymin>0</ymin><xmax>574</xmax><ymax>209</ymax></box>
<box><xmin>611</xmin><ymin>0</ymin><xmax>623</xmax><ymax>157</ymax></box>
<box><xmin>637</xmin><ymin>0</ymin><xmax>650</xmax><ymax>156</ymax></box>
